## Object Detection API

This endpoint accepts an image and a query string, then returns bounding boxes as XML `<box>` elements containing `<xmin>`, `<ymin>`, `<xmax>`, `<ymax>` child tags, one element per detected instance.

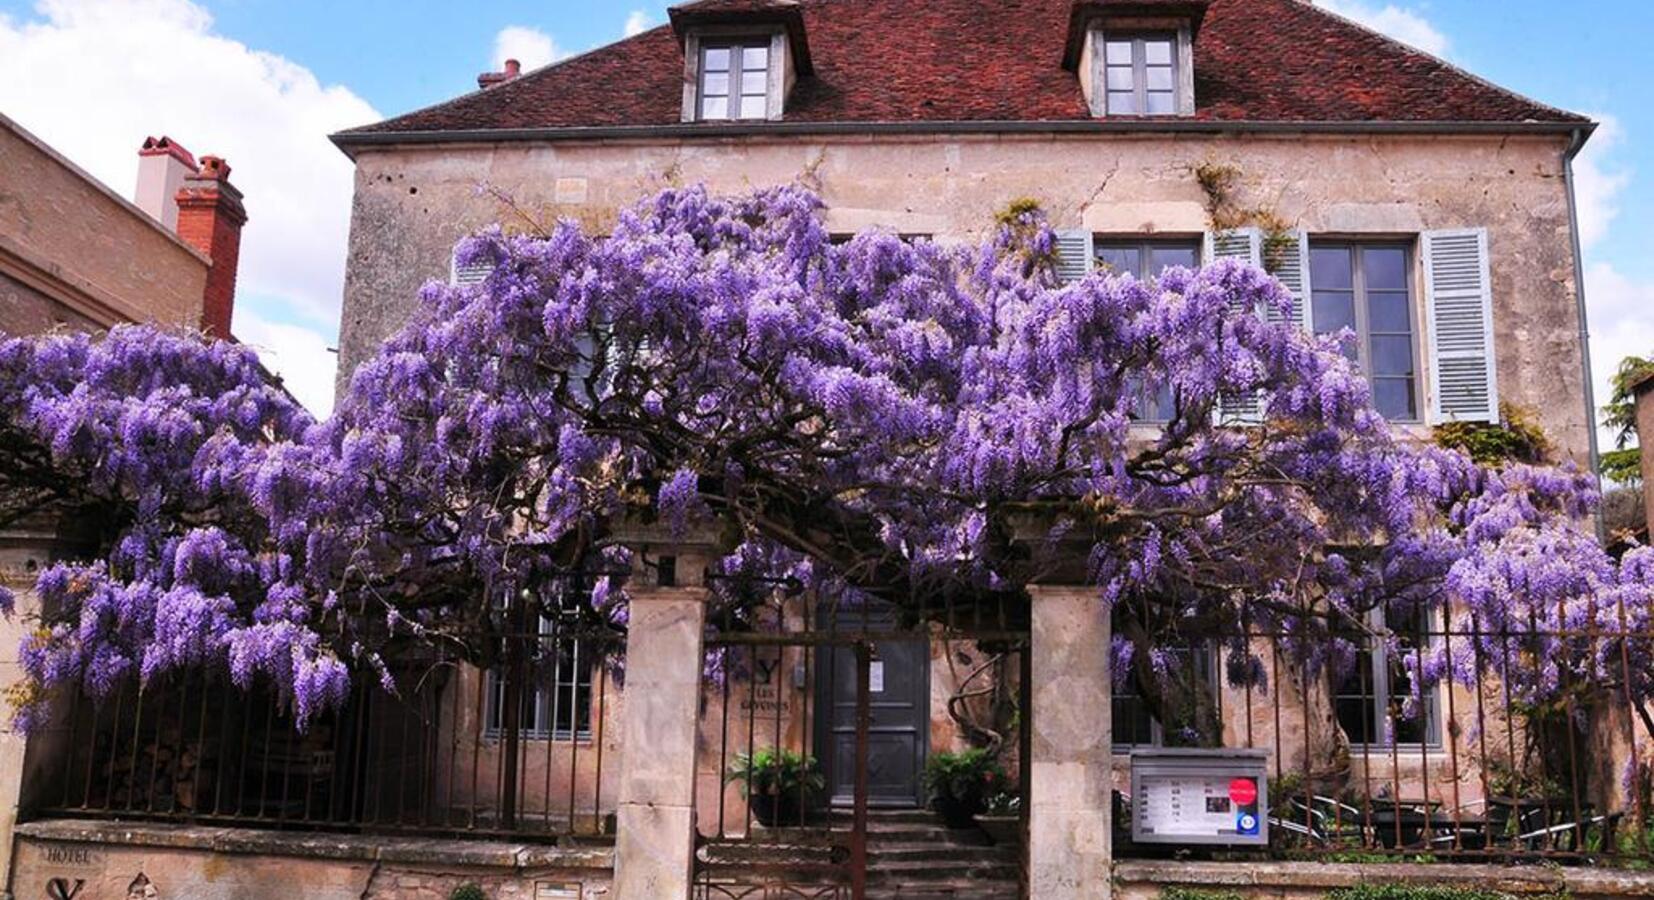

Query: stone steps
<box><xmin>856</xmin><ymin>808</ymin><xmax>1021</xmax><ymax>896</ymax></box>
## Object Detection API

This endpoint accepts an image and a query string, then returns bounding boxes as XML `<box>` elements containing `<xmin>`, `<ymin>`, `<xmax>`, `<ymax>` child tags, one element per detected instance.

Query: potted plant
<box><xmin>923</xmin><ymin>748</ymin><xmax>1007</xmax><ymax>828</ymax></box>
<box><xmin>977</xmin><ymin>790</ymin><xmax>1022</xmax><ymax>847</ymax></box>
<box><xmin>726</xmin><ymin>747</ymin><xmax>825</xmax><ymax>827</ymax></box>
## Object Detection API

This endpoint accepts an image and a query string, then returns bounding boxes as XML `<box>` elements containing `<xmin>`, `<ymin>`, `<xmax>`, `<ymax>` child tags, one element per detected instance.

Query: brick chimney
<box><xmin>478</xmin><ymin>58</ymin><xmax>522</xmax><ymax>90</ymax></box>
<box><xmin>134</xmin><ymin>136</ymin><xmax>196</xmax><ymax>231</ymax></box>
<box><xmin>174</xmin><ymin>155</ymin><xmax>247</xmax><ymax>339</ymax></box>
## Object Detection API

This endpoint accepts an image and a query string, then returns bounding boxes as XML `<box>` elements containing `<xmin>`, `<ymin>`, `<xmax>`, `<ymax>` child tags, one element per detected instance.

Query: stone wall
<box><xmin>1116</xmin><ymin>859</ymin><xmax>1654</xmax><ymax>900</ymax></box>
<box><xmin>336</xmin><ymin>130</ymin><xmax>1591</xmax><ymax>463</ymax></box>
<box><xmin>0</xmin><ymin>115</ymin><xmax>208</xmax><ymax>332</ymax></box>
<box><xmin>8</xmin><ymin>821</ymin><xmax>612</xmax><ymax>900</ymax></box>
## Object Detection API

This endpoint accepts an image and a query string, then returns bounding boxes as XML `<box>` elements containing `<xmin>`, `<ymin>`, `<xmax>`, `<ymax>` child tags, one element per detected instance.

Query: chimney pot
<box><xmin>134</xmin><ymin>135</ymin><xmax>197</xmax><ymax>231</ymax></box>
<box><xmin>505</xmin><ymin>58</ymin><xmax>522</xmax><ymax>77</ymax></box>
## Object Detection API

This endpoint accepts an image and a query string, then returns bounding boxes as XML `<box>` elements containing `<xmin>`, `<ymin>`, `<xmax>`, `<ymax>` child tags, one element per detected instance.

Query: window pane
<box><xmin>701</xmin><ymin>96</ymin><xmax>729</xmax><ymax>119</ymax></box>
<box><xmin>741</xmin><ymin>70</ymin><xmax>767</xmax><ymax>94</ymax></box>
<box><xmin>1144</xmin><ymin>39</ymin><xmax>1173</xmax><ymax>65</ymax></box>
<box><xmin>1146</xmin><ymin>66</ymin><xmax>1174</xmax><ymax>91</ymax></box>
<box><xmin>1310</xmin><ymin>247</ymin><xmax>1353</xmax><ymax>289</ymax></box>
<box><xmin>739</xmin><ymin>95</ymin><xmax>768</xmax><ymax>119</ymax></box>
<box><xmin>1106</xmin><ymin>40</ymin><xmax>1134</xmax><ymax>64</ymax></box>
<box><xmin>1107</xmin><ymin>92</ymin><xmax>1138</xmax><ymax>114</ymax></box>
<box><xmin>1150</xmin><ymin>245</ymin><xmax>1199</xmax><ymax>272</ymax></box>
<box><xmin>741</xmin><ymin>44</ymin><xmax>769</xmax><ymax>70</ymax></box>
<box><xmin>1140</xmin><ymin>380</ymin><xmax>1175</xmax><ymax>422</ymax></box>
<box><xmin>704</xmin><ymin>47</ymin><xmax>731</xmax><ymax>71</ymax></box>
<box><xmin>1368</xmin><ymin>291</ymin><xmax>1412</xmax><ymax>333</ymax></box>
<box><xmin>1370</xmin><ymin>334</ymin><xmax>1414</xmax><ymax>377</ymax></box>
<box><xmin>1096</xmin><ymin>246</ymin><xmax>1142</xmax><ymax>276</ymax></box>
<box><xmin>1373</xmin><ymin>378</ymin><xmax>1418</xmax><ymax>420</ymax></box>
<box><xmin>702</xmin><ymin>72</ymin><xmax>729</xmax><ymax>97</ymax></box>
<box><xmin>1105</xmin><ymin>65</ymin><xmax>1135</xmax><ymax>91</ymax></box>
<box><xmin>1312</xmin><ymin>291</ymin><xmax>1356</xmax><ymax>334</ymax></box>
<box><xmin>1145</xmin><ymin>92</ymin><xmax>1177</xmax><ymax>115</ymax></box>
<box><xmin>1336</xmin><ymin>697</ymin><xmax>1375</xmax><ymax>745</ymax></box>
<box><xmin>1363</xmin><ymin>247</ymin><xmax>1408</xmax><ymax>291</ymax></box>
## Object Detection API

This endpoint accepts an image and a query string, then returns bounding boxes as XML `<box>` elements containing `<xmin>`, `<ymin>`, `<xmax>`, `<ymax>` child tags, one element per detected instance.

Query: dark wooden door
<box><xmin>814</xmin><ymin>608</ymin><xmax>929</xmax><ymax>808</ymax></box>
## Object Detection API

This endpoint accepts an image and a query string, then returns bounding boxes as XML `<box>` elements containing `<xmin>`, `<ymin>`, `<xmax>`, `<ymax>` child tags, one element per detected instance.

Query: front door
<box><xmin>814</xmin><ymin>605</ymin><xmax>929</xmax><ymax>808</ymax></box>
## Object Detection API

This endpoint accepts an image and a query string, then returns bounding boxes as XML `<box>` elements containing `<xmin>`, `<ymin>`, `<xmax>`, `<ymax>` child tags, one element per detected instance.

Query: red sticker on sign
<box><xmin>1228</xmin><ymin>778</ymin><xmax>1258</xmax><ymax>806</ymax></box>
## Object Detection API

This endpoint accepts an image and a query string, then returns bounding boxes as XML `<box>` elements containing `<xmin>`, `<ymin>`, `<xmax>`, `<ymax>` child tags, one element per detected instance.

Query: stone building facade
<box><xmin>4</xmin><ymin>0</ymin><xmax>1610</xmax><ymax>898</ymax></box>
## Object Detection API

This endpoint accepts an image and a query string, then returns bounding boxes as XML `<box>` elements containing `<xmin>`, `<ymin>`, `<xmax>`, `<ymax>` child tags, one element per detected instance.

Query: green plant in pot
<box><xmin>924</xmin><ymin>748</ymin><xmax>1007</xmax><ymax>828</ymax></box>
<box><xmin>727</xmin><ymin>747</ymin><xmax>825</xmax><ymax>827</ymax></box>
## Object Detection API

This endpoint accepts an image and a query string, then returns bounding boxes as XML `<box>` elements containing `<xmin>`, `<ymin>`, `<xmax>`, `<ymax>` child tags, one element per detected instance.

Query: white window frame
<box><xmin>681</xmin><ymin>28</ymin><xmax>790</xmax><ymax>123</ymax></box>
<box><xmin>1333</xmin><ymin>605</ymin><xmax>1442</xmax><ymax>750</ymax></box>
<box><xmin>484</xmin><ymin>611</ymin><xmax>597</xmax><ymax>743</ymax></box>
<box><xmin>1085</xmin><ymin>22</ymin><xmax>1196</xmax><ymax>118</ymax></box>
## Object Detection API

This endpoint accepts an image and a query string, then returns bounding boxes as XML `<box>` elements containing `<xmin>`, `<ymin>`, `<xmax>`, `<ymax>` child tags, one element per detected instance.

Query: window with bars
<box><xmin>1333</xmin><ymin>604</ymin><xmax>1441</xmax><ymax>747</ymax></box>
<box><xmin>484</xmin><ymin>611</ymin><xmax>597</xmax><ymax>742</ymax></box>
<box><xmin>1103</xmin><ymin>33</ymin><xmax>1180</xmax><ymax>116</ymax></box>
<box><xmin>1310</xmin><ymin>243</ymin><xmax>1421</xmax><ymax>422</ymax></box>
<box><xmin>1095</xmin><ymin>238</ymin><xmax>1201</xmax><ymax>422</ymax></box>
<box><xmin>1112</xmin><ymin>607</ymin><xmax>1218</xmax><ymax>749</ymax></box>
<box><xmin>699</xmin><ymin>41</ymin><xmax>771</xmax><ymax>121</ymax></box>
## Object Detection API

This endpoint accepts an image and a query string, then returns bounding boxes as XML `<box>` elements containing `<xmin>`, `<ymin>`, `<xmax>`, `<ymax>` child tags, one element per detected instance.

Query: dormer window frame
<box><xmin>1081</xmin><ymin>18</ymin><xmax>1197</xmax><ymax>118</ymax></box>
<box><xmin>681</xmin><ymin>26</ymin><xmax>793</xmax><ymax>124</ymax></box>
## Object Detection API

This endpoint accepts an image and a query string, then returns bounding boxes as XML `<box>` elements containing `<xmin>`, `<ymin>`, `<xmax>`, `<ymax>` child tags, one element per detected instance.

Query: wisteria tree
<box><xmin>2</xmin><ymin>183</ymin><xmax>1650</xmax><ymax>799</ymax></box>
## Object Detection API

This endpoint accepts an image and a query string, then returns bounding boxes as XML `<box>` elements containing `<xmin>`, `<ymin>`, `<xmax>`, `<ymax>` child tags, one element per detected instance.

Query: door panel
<box><xmin>815</xmin><ymin>605</ymin><xmax>929</xmax><ymax>808</ymax></box>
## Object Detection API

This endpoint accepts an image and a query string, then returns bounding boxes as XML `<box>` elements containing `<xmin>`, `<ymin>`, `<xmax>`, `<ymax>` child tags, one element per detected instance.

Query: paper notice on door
<box><xmin>869</xmin><ymin>661</ymin><xmax>885</xmax><ymax>693</ymax></box>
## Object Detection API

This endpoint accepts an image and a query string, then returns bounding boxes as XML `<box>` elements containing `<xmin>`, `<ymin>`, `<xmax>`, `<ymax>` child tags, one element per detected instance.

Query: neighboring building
<box><xmin>0</xmin><ymin>117</ymin><xmax>246</xmax><ymax>338</ymax></box>
<box><xmin>0</xmin><ymin>118</ymin><xmax>248</xmax><ymax>895</ymax></box>
<box><xmin>5</xmin><ymin>1</ymin><xmax>1609</xmax><ymax>899</ymax></box>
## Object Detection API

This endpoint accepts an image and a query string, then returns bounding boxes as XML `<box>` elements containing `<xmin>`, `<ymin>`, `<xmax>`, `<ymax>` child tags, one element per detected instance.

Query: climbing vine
<box><xmin>1193</xmin><ymin>160</ymin><xmax>1297</xmax><ymax>275</ymax></box>
<box><xmin>1432</xmin><ymin>403</ymin><xmax>1553</xmax><ymax>467</ymax></box>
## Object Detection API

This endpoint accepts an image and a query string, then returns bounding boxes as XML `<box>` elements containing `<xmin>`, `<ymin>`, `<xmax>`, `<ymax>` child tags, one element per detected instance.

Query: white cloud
<box><xmin>0</xmin><ymin>0</ymin><xmax>379</xmax><ymax>415</ymax></box>
<box><xmin>1573</xmin><ymin>114</ymin><xmax>1632</xmax><ymax>252</ymax></box>
<box><xmin>623</xmin><ymin>10</ymin><xmax>656</xmax><ymax>38</ymax></box>
<box><xmin>493</xmin><ymin>25</ymin><xmax>566</xmax><ymax>71</ymax></box>
<box><xmin>237</xmin><ymin>309</ymin><xmax>340</xmax><ymax>417</ymax></box>
<box><xmin>1317</xmin><ymin>0</ymin><xmax>1451</xmax><ymax>57</ymax></box>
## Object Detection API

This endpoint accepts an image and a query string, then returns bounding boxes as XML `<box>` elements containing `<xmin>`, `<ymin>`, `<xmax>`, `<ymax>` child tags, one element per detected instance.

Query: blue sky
<box><xmin>0</xmin><ymin>0</ymin><xmax>1649</xmax><ymax>436</ymax></box>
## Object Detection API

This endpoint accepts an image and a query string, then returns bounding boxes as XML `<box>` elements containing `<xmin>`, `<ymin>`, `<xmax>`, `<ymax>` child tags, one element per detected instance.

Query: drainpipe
<box><xmin>1563</xmin><ymin>125</ymin><xmax>1604</xmax><ymax>535</ymax></box>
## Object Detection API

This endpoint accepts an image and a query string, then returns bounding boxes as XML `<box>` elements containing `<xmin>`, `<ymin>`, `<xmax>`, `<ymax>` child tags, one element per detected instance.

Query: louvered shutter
<box><xmin>1423</xmin><ymin>229</ymin><xmax>1499</xmax><ymax>424</ymax></box>
<box><xmin>1267</xmin><ymin>230</ymin><xmax>1313</xmax><ymax>331</ymax></box>
<box><xmin>1206</xmin><ymin>228</ymin><xmax>1265</xmax><ymax>425</ymax></box>
<box><xmin>450</xmin><ymin>246</ymin><xmax>491</xmax><ymax>286</ymax></box>
<box><xmin>1205</xmin><ymin>227</ymin><xmax>1262</xmax><ymax>269</ymax></box>
<box><xmin>1054</xmin><ymin>230</ymin><xmax>1095</xmax><ymax>282</ymax></box>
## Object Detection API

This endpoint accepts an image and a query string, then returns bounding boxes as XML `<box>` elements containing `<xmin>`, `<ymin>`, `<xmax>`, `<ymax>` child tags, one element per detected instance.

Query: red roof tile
<box><xmin>337</xmin><ymin>0</ymin><xmax>1584</xmax><ymax>141</ymax></box>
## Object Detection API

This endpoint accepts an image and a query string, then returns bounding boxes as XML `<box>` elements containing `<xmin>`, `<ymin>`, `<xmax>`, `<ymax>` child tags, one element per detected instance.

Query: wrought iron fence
<box><xmin>1111</xmin><ymin>600</ymin><xmax>1654</xmax><ymax>866</ymax></box>
<box><xmin>693</xmin><ymin>594</ymin><xmax>1030</xmax><ymax>900</ymax></box>
<box><xmin>29</xmin><ymin>621</ymin><xmax>622</xmax><ymax>841</ymax></box>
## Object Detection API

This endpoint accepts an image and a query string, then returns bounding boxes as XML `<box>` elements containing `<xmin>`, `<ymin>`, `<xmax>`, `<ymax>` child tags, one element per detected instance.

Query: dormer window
<box><xmin>1064</xmin><ymin>0</ymin><xmax>1207</xmax><ymax>118</ymax></box>
<box><xmin>670</xmin><ymin>1</ymin><xmax>815</xmax><ymax>125</ymax></box>
<box><xmin>1104</xmin><ymin>33</ymin><xmax>1179</xmax><ymax>115</ymax></box>
<box><xmin>699</xmin><ymin>41</ymin><xmax>772</xmax><ymax>121</ymax></box>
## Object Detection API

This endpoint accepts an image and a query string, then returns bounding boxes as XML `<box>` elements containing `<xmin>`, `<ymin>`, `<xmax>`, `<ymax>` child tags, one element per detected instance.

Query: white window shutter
<box><xmin>1423</xmin><ymin>229</ymin><xmax>1499</xmax><ymax>424</ymax></box>
<box><xmin>1205</xmin><ymin>227</ymin><xmax>1262</xmax><ymax>268</ymax></box>
<box><xmin>450</xmin><ymin>246</ymin><xmax>491</xmax><ymax>286</ymax></box>
<box><xmin>1267</xmin><ymin>230</ymin><xmax>1313</xmax><ymax>331</ymax></box>
<box><xmin>1207</xmin><ymin>227</ymin><xmax>1265</xmax><ymax>426</ymax></box>
<box><xmin>1054</xmin><ymin>230</ymin><xmax>1095</xmax><ymax>283</ymax></box>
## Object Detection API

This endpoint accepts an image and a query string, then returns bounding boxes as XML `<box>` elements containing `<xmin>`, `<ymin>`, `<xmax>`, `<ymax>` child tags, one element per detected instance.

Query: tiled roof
<box><xmin>336</xmin><ymin>0</ymin><xmax>1585</xmax><ymax>142</ymax></box>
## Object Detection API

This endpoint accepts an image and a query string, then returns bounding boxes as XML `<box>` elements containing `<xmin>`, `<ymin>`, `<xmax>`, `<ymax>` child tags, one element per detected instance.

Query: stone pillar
<box><xmin>1636</xmin><ymin>374</ymin><xmax>1654</xmax><ymax>529</ymax></box>
<box><xmin>1027</xmin><ymin>585</ymin><xmax>1112</xmax><ymax>900</ymax></box>
<box><xmin>612</xmin><ymin>583</ymin><xmax>708</xmax><ymax>899</ymax></box>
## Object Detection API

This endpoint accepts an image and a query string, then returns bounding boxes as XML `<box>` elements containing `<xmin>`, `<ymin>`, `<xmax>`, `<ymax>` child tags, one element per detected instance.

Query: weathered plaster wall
<box><xmin>0</xmin><ymin>117</ymin><xmax>208</xmax><ymax>332</ymax></box>
<box><xmin>337</xmin><ymin>131</ymin><xmax>1590</xmax><ymax>461</ymax></box>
